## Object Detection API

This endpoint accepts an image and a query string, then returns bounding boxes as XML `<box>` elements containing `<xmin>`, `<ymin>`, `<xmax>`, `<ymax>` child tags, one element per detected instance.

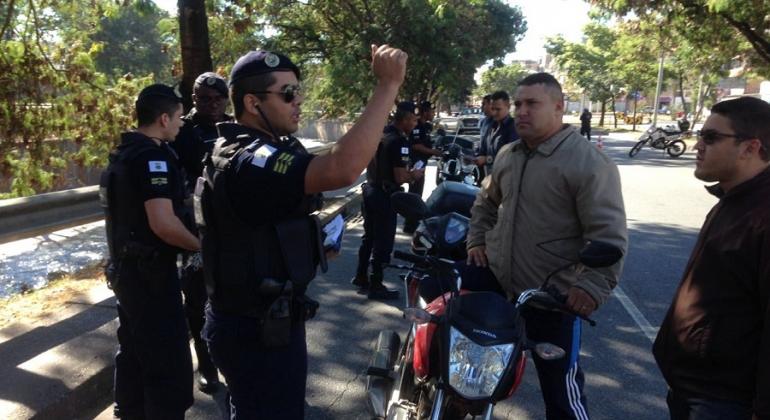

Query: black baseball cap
<box><xmin>194</xmin><ymin>72</ymin><xmax>228</xmax><ymax>96</ymax></box>
<box><xmin>136</xmin><ymin>84</ymin><xmax>182</xmax><ymax>103</ymax></box>
<box><xmin>418</xmin><ymin>100</ymin><xmax>433</xmax><ymax>110</ymax></box>
<box><xmin>229</xmin><ymin>51</ymin><xmax>301</xmax><ymax>86</ymax></box>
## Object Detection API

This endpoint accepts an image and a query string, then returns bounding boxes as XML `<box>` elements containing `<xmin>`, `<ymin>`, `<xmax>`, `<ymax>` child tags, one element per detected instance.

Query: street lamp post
<box><xmin>652</xmin><ymin>38</ymin><xmax>665</xmax><ymax>127</ymax></box>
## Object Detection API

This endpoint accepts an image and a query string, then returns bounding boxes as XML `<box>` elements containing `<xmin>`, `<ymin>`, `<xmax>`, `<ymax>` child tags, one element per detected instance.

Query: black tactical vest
<box><xmin>99</xmin><ymin>134</ymin><xmax>183</xmax><ymax>261</ymax></box>
<box><xmin>195</xmin><ymin>124</ymin><xmax>325</xmax><ymax>317</ymax></box>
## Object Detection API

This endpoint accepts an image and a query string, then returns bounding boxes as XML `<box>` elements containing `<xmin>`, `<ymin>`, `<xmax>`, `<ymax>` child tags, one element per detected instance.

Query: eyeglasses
<box><xmin>250</xmin><ymin>84</ymin><xmax>302</xmax><ymax>103</ymax></box>
<box><xmin>696</xmin><ymin>130</ymin><xmax>749</xmax><ymax>145</ymax></box>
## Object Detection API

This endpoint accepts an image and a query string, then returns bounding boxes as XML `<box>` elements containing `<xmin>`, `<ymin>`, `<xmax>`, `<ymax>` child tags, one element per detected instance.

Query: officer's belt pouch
<box><xmin>274</xmin><ymin>216</ymin><xmax>325</xmax><ymax>287</ymax></box>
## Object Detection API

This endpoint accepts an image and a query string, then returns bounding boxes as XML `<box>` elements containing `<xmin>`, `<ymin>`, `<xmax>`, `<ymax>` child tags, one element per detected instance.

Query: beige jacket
<box><xmin>467</xmin><ymin>125</ymin><xmax>627</xmax><ymax>305</ymax></box>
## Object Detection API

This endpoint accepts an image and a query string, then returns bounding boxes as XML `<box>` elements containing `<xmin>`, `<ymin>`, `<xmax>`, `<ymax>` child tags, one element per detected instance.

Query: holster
<box><xmin>104</xmin><ymin>259</ymin><xmax>120</xmax><ymax>289</ymax></box>
<box><xmin>259</xmin><ymin>279</ymin><xmax>294</xmax><ymax>348</ymax></box>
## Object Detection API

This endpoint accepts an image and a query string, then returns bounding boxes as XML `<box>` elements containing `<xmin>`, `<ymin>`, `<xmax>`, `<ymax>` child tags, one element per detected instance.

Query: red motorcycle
<box><xmin>365</xmin><ymin>192</ymin><xmax>622</xmax><ymax>420</ymax></box>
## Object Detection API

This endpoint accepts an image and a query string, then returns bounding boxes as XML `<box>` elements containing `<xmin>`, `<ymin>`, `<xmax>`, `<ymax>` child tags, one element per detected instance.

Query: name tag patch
<box><xmin>251</xmin><ymin>144</ymin><xmax>277</xmax><ymax>168</ymax></box>
<box><xmin>148</xmin><ymin>161</ymin><xmax>168</xmax><ymax>172</ymax></box>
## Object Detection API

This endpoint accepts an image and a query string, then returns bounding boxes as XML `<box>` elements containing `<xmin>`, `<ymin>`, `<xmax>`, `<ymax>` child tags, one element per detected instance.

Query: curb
<box><xmin>0</xmin><ymin>187</ymin><xmax>362</xmax><ymax>420</ymax></box>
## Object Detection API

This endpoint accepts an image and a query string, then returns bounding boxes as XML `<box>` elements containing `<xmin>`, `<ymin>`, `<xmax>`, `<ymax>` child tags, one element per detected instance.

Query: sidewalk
<box><xmin>0</xmin><ymin>187</ymin><xmax>363</xmax><ymax>420</ymax></box>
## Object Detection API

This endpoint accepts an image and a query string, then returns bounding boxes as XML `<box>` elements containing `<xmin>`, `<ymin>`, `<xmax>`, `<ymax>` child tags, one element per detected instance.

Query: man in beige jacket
<box><xmin>466</xmin><ymin>73</ymin><xmax>627</xmax><ymax>420</ymax></box>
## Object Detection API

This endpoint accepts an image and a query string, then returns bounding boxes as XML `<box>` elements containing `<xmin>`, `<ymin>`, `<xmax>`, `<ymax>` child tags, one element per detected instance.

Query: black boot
<box><xmin>367</xmin><ymin>266</ymin><xmax>399</xmax><ymax>300</ymax></box>
<box><xmin>350</xmin><ymin>272</ymin><xmax>369</xmax><ymax>294</ymax></box>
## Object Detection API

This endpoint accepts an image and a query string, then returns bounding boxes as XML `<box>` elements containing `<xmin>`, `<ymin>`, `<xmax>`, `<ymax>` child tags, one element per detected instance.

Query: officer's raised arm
<box><xmin>304</xmin><ymin>44</ymin><xmax>407</xmax><ymax>193</ymax></box>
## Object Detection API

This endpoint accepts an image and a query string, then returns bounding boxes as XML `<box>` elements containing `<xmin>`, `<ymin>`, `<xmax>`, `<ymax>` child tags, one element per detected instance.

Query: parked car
<box><xmin>435</xmin><ymin>107</ymin><xmax>482</xmax><ymax>134</ymax></box>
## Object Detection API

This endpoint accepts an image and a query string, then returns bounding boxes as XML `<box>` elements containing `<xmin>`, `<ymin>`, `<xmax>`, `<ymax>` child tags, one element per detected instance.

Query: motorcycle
<box><xmin>434</xmin><ymin>134</ymin><xmax>481</xmax><ymax>187</ymax></box>
<box><xmin>628</xmin><ymin>119</ymin><xmax>692</xmax><ymax>158</ymax></box>
<box><xmin>364</xmin><ymin>191</ymin><xmax>623</xmax><ymax>420</ymax></box>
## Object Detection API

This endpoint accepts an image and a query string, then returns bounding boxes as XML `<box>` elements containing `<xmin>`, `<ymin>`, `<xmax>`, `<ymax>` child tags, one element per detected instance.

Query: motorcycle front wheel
<box><xmin>666</xmin><ymin>140</ymin><xmax>686</xmax><ymax>157</ymax></box>
<box><xmin>629</xmin><ymin>139</ymin><xmax>647</xmax><ymax>157</ymax></box>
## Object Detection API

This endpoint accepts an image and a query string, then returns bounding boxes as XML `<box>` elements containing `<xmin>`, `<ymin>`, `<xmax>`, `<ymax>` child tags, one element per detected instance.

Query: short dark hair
<box><xmin>517</xmin><ymin>72</ymin><xmax>564</xmax><ymax>102</ymax></box>
<box><xmin>482</xmin><ymin>94</ymin><xmax>492</xmax><ymax>103</ymax></box>
<box><xmin>711</xmin><ymin>96</ymin><xmax>770</xmax><ymax>161</ymax></box>
<box><xmin>135</xmin><ymin>84</ymin><xmax>182</xmax><ymax>127</ymax></box>
<box><xmin>393</xmin><ymin>108</ymin><xmax>416</xmax><ymax>122</ymax></box>
<box><xmin>490</xmin><ymin>90</ymin><xmax>509</xmax><ymax>102</ymax></box>
<box><xmin>230</xmin><ymin>72</ymin><xmax>276</xmax><ymax>119</ymax></box>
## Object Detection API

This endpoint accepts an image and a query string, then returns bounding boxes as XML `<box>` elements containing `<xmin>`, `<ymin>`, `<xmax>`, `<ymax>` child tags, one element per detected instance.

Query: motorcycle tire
<box><xmin>629</xmin><ymin>139</ymin><xmax>647</xmax><ymax>157</ymax></box>
<box><xmin>666</xmin><ymin>140</ymin><xmax>686</xmax><ymax>158</ymax></box>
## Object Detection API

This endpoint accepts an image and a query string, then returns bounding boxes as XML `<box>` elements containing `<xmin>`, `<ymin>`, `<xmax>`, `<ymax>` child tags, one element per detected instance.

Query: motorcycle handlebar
<box><xmin>393</xmin><ymin>250</ymin><xmax>427</xmax><ymax>265</ymax></box>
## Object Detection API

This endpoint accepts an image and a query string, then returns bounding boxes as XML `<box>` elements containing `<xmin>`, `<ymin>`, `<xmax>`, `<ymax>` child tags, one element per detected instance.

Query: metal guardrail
<box><xmin>0</xmin><ymin>143</ymin><xmax>335</xmax><ymax>244</ymax></box>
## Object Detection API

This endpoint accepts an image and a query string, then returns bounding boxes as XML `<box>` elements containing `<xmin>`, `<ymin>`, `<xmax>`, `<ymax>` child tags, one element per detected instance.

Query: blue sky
<box><xmin>152</xmin><ymin>0</ymin><xmax>591</xmax><ymax>62</ymax></box>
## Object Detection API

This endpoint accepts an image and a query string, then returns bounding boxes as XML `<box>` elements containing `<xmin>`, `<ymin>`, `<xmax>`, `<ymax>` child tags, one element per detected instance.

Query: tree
<box><xmin>475</xmin><ymin>63</ymin><xmax>529</xmax><ymax>97</ymax></box>
<box><xmin>546</xmin><ymin>19</ymin><xmax>622</xmax><ymax>126</ymax></box>
<box><xmin>178</xmin><ymin>0</ymin><xmax>212</xmax><ymax>111</ymax></box>
<box><xmin>211</xmin><ymin>0</ymin><xmax>527</xmax><ymax>116</ymax></box>
<box><xmin>591</xmin><ymin>0</ymin><xmax>770</xmax><ymax>74</ymax></box>
<box><xmin>0</xmin><ymin>0</ymin><xmax>154</xmax><ymax>198</ymax></box>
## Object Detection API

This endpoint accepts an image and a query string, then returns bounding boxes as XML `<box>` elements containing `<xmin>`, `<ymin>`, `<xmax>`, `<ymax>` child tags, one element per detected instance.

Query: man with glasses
<box><xmin>196</xmin><ymin>47</ymin><xmax>407</xmax><ymax>419</ymax></box>
<box><xmin>171</xmin><ymin>72</ymin><xmax>232</xmax><ymax>394</ymax></box>
<box><xmin>654</xmin><ymin>96</ymin><xmax>770</xmax><ymax>420</ymax></box>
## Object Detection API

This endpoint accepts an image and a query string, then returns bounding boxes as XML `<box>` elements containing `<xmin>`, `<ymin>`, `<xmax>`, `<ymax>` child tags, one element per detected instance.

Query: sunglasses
<box><xmin>695</xmin><ymin>129</ymin><xmax>749</xmax><ymax>145</ymax></box>
<box><xmin>250</xmin><ymin>84</ymin><xmax>302</xmax><ymax>103</ymax></box>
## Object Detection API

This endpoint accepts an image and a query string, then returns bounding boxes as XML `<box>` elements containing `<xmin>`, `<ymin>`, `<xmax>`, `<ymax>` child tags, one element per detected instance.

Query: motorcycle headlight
<box><xmin>444</xmin><ymin>216</ymin><xmax>467</xmax><ymax>244</ymax></box>
<box><xmin>448</xmin><ymin>326</ymin><xmax>514</xmax><ymax>399</ymax></box>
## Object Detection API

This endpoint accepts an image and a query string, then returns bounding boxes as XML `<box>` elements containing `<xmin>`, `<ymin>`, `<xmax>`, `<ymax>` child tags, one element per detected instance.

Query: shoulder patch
<box><xmin>148</xmin><ymin>161</ymin><xmax>168</xmax><ymax>172</ymax></box>
<box><xmin>250</xmin><ymin>144</ymin><xmax>277</xmax><ymax>168</ymax></box>
<box><xmin>150</xmin><ymin>177</ymin><xmax>168</xmax><ymax>186</ymax></box>
<box><xmin>272</xmin><ymin>152</ymin><xmax>295</xmax><ymax>174</ymax></box>
<box><xmin>401</xmin><ymin>147</ymin><xmax>410</xmax><ymax>155</ymax></box>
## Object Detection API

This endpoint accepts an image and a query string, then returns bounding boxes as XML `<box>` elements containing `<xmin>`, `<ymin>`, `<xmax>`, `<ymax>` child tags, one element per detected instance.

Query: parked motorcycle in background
<box><xmin>364</xmin><ymin>189</ymin><xmax>624</xmax><ymax>420</ymax></box>
<box><xmin>433</xmin><ymin>134</ymin><xmax>481</xmax><ymax>186</ymax></box>
<box><xmin>628</xmin><ymin>118</ymin><xmax>692</xmax><ymax>158</ymax></box>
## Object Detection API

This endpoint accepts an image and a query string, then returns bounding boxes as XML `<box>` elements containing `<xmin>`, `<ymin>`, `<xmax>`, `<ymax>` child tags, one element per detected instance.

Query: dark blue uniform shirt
<box><xmin>409</xmin><ymin>121</ymin><xmax>433</xmax><ymax>163</ymax></box>
<box><xmin>366</xmin><ymin>124</ymin><xmax>410</xmax><ymax>190</ymax></box>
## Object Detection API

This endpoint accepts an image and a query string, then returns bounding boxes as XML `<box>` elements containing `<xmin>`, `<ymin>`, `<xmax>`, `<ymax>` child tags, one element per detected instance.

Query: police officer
<box><xmin>403</xmin><ymin>100</ymin><xmax>441</xmax><ymax>233</ymax></box>
<box><xmin>196</xmin><ymin>45</ymin><xmax>407</xmax><ymax>419</ymax></box>
<box><xmin>352</xmin><ymin>101</ymin><xmax>424</xmax><ymax>299</ymax></box>
<box><xmin>172</xmin><ymin>72</ymin><xmax>232</xmax><ymax>394</ymax></box>
<box><xmin>173</xmin><ymin>72</ymin><xmax>233</xmax><ymax>190</ymax></box>
<box><xmin>100</xmin><ymin>84</ymin><xmax>199</xmax><ymax>419</ymax></box>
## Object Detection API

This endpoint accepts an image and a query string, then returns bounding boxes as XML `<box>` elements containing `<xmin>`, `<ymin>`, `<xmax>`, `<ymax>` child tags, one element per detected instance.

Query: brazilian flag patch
<box><xmin>272</xmin><ymin>152</ymin><xmax>295</xmax><ymax>174</ymax></box>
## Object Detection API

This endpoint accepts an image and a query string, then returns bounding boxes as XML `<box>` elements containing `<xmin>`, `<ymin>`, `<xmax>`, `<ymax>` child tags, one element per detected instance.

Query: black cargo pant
<box><xmin>203</xmin><ymin>306</ymin><xmax>307</xmax><ymax>420</ymax></box>
<box><xmin>404</xmin><ymin>176</ymin><xmax>425</xmax><ymax>232</ymax></box>
<box><xmin>112</xmin><ymin>255</ymin><xmax>193</xmax><ymax>420</ymax></box>
<box><xmin>180</xmin><ymin>258</ymin><xmax>218</xmax><ymax>381</ymax></box>
<box><xmin>356</xmin><ymin>183</ymin><xmax>398</xmax><ymax>276</ymax></box>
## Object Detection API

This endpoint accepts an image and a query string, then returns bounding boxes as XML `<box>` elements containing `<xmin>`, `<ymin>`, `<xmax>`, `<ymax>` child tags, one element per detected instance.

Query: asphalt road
<box><xmin>93</xmin><ymin>131</ymin><xmax>716</xmax><ymax>419</ymax></box>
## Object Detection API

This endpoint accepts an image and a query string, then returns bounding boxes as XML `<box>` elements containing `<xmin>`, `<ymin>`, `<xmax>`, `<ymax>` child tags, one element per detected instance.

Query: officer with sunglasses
<box><xmin>170</xmin><ymin>72</ymin><xmax>233</xmax><ymax>394</ymax></box>
<box><xmin>195</xmin><ymin>45</ymin><xmax>407</xmax><ymax>419</ymax></box>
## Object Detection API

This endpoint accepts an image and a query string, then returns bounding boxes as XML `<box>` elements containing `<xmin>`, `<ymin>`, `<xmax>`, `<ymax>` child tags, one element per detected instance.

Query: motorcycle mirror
<box><xmin>391</xmin><ymin>192</ymin><xmax>430</xmax><ymax>221</ymax></box>
<box><xmin>534</xmin><ymin>342</ymin><xmax>565</xmax><ymax>360</ymax></box>
<box><xmin>578</xmin><ymin>240</ymin><xmax>623</xmax><ymax>268</ymax></box>
<box><xmin>403</xmin><ymin>307</ymin><xmax>434</xmax><ymax>324</ymax></box>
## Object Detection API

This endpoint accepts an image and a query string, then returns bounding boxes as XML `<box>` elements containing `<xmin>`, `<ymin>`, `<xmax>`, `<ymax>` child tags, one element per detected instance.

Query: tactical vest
<box><xmin>195</xmin><ymin>131</ymin><xmax>325</xmax><ymax>317</ymax></box>
<box><xmin>99</xmin><ymin>139</ymin><xmax>166</xmax><ymax>261</ymax></box>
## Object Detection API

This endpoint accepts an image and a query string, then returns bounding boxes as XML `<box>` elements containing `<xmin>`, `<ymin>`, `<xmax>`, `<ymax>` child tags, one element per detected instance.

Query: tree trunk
<box><xmin>612</xmin><ymin>97</ymin><xmax>617</xmax><ymax>128</ymax></box>
<box><xmin>677</xmin><ymin>72</ymin><xmax>687</xmax><ymax>116</ymax></box>
<box><xmin>632</xmin><ymin>94</ymin><xmax>638</xmax><ymax>131</ymax></box>
<box><xmin>599</xmin><ymin>99</ymin><xmax>606</xmax><ymax>126</ymax></box>
<box><xmin>178</xmin><ymin>0</ymin><xmax>213</xmax><ymax>112</ymax></box>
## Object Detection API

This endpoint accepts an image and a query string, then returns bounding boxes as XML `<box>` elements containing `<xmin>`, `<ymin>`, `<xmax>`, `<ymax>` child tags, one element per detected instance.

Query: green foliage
<box><xmin>592</xmin><ymin>0</ymin><xmax>770</xmax><ymax>74</ymax></box>
<box><xmin>474</xmin><ymin>63</ymin><xmax>529</xmax><ymax>96</ymax></box>
<box><xmin>218</xmin><ymin>0</ymin><xmax>527</xmax><ymax>116</ymax></box>
<box><xmin>0</xmin><ymin>0</ymin><xmax>155</xmax><ymax>198</ymax></box>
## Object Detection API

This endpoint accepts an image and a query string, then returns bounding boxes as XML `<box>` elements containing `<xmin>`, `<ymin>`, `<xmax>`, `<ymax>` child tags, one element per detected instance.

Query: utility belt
<box><xmin>104</xmin><ymin>241</ymin><xmax>175</xmax><ymax>290</ymax></box>
<box><xmin>211</xmin><ymin>278</ymin><xmax>319</xmax><ymax>348</ymax></box>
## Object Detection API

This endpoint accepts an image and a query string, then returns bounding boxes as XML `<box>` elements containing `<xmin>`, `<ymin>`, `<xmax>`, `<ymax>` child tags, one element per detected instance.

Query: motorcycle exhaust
<box><xmin>365</xmin><ymin>330</ymin><xmax>401</xmax><ymax>418</ymax></box>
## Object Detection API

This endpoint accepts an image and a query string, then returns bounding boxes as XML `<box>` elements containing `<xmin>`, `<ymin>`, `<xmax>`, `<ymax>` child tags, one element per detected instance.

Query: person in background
<box><xmin>580</xmin><ymin>107</ymin><xmax>592</xmax><ymax>141</ymax></box>
<box><xmin>403</xmin><ymin>100</ymin><xmax>441</xmax><ymax>233</ymax></box>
